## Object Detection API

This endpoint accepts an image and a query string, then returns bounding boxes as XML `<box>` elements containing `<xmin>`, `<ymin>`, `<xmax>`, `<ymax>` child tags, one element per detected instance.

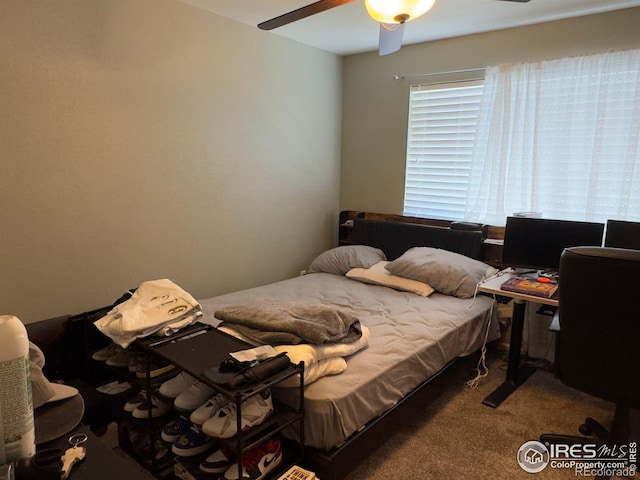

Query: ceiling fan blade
<box><xmin>378</xmin><ymin>22</ymin><xmax>405</xmax><ymax>56</ymax></box>
<box><xmin>258</xmin><ymin>0</ymin><xmax>355</xmax><ymax>30</ymax></box>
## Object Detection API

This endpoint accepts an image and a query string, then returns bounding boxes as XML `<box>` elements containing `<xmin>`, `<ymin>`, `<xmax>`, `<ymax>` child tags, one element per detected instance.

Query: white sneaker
<box><xmin>199</xmin><ymin>445</ymin><xmax>235</xmax><ymax>474</ymax></box>
<box><xmin>96</xmin><ymin>380</ymin><xmax>131</xmax><ymax>395</ymax></box>
<box><xmin>190</xmin><ymin>394</ymin><xmax>230</xmax><ymax>426</ymax></box>
<box><xmin>202</xmin><ymin>390</ymin><xmax>273</xmax><ymax>439</ymax></box>
<box><xmin>124</xmin><ymin>390</ymin><xmax>148</xmax><ymax>412</ymax></box>
<box><xmin>174</xmin><ymin>382</ymin><xmax>215</xmax><ymax>412</ymax></box>
<box><xmin>132</xmin><ymin>393</ymin><xmax>171</xmax><ymax>419</ymax></box>
<box><xmin>159</xmin><ymin>371</ymin><xmax>196</xmax><ymax>399</ymax></box>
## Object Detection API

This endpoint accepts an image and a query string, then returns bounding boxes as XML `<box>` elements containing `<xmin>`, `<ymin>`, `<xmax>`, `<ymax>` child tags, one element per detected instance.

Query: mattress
<box><xmin>198</xmin><ymin>272</ymin><xmax>499</xmax><ymax>450</ymax></box>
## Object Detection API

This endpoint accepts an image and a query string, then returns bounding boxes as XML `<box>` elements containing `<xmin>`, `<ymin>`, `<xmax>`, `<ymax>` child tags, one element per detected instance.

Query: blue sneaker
<box><xmin>161</xmin><ymin>415</ymin><xmax>191</xmax><ymax>443</ymax></box>
<box><xmin>172</xmin><ymin>425</ymin><xmax>216</xmax><ymax>457</ymax></box>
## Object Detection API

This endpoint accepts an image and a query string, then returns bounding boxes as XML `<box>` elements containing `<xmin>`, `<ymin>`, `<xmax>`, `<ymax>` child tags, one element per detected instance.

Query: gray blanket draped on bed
<box><xmin>215</xmin><ymin>302</ymin><xmax>362</xmax><ymax>346</ymax></box>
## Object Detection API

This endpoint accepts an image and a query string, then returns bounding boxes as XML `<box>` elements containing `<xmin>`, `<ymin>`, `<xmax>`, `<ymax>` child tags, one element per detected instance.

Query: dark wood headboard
<box><xmin>351</xmin><ymin>219</ymin><xmax>484</xmax><ymax>260</ymax></box>
<box><xmin>339</xmin><ymin>211</ymin><xmax>505</xmax><ymax>265</ymax></box>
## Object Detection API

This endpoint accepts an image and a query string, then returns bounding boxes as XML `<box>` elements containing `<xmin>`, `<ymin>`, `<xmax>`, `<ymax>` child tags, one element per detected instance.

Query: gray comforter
<box><xmin>215</xmin><ymin>302</ymin><xmax>362</xmax><ymax>345</ymax></box>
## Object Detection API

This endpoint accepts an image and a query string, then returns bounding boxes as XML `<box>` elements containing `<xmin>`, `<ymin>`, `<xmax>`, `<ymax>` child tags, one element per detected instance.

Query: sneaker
<box><xmin>200</xmin><ymin>444</ymin><xmax>235</xmax><ymax>474</ymax></box>
<box><xmin>132</xmin><ymin>394</ymin><xmax>171</xmax><ymax>419</ymax></box>
<box><xmin>171</xmin><ymin>425</ymin><xmax>216</xmax><ymax>457</ymax></box>
<box><xmin>128</xmin><ymin>352</ymin><xmax>145</xmax><ymax>373</ymax></box>
<box><xmin>128</xmin><ymin>427</ymin><xmax>169</xmax><ymax>462</ymax></box>
<box><xmin>136</xmin><ymin>358</ymin><xmax>175</xmax><ymax>379</ymax></box>
<box><xmin>124</xmin><ymin>390</ymin><xmax>148</xmax><ymax>412</ymax></box>
<box><xmin>190</xmin><ymin>394</ymin><xmax>230</xmax><ymax>426</ymax></box>
<box><xmin>174</xmin><ymin>382</ymin><xmax>215</xmax><ymax>412</ymax></box>
<box><xmin>202</xmin><ymin>390</ymin><xmax>273</xmax><ymax>439</ymax></box>
<box><xmin>161</xmin><ymin>415</ymin><xmax>192</xmax><ymax>443</ymax></box>
<box><xmin>159</xmin><ymin>372</ymin><xmax>196</xmax><ymax>399</ymax></box>
<box><xmin>96</xmin><ymin>380</ymin><xmax>131</xmax><ymax>395</ymax></box>
<box><xmin>223</xmin><ymin>437</ymin><xmax>282</xmax><ymax>480</ymax></box>
<box><xmin>139</xmin><ymin>438</ymin><xmax>170</xmax><ymax>463</ymax></box>
<box><xmin>106</xmin><ymin>348</ymin><xmax>132</xmax><ymax>367</ymax></box>
<box><xmin>92</xmin><ymin>343</ymin><xmax>121</xmax><ymax>362</ymax></box>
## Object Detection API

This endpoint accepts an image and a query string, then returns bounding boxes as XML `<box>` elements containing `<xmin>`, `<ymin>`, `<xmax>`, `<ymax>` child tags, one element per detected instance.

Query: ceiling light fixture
<box><xmin>364</xmin><ymin>0</ymin><xmax>436</xmax><ymax>24</ymax></box>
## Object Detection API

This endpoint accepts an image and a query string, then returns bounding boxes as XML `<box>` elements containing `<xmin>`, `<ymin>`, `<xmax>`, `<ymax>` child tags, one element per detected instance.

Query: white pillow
<box><xmin>346</xmin><ymin>261</ymin><xmax>435</xmax><ymax>297</ymax></box>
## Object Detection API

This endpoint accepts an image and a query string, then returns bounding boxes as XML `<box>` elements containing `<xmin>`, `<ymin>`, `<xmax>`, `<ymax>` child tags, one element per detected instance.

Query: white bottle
<box><xmin>0</xmin><ymin>315</ymin><xmax>35</xmax><ymax>464</ymax></box>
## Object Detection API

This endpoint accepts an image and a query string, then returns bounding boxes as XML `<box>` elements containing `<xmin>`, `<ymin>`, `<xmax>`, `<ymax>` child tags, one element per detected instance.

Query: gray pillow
<box><xmin>385</xmin><ymin>247</ymin><xmax>497</xmax><ymax>298</ymax></box>
<box><xmin>308</xmin><ymin>245</ymin><xmax>387</xmax><ymax>275</ymax></box>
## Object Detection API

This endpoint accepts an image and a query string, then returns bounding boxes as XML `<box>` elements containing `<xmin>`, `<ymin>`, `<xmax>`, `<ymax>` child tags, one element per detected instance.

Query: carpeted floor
<box><xmin>347</xmin><ymin>346</ymin><xmax>638</xmax><ymax>480</ymax></box>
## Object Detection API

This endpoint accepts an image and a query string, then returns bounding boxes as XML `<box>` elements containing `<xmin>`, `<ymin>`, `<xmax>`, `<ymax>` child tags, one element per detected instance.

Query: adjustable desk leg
<box><xmin>482</xmin><ymin>299</ymin><xmax>535</xmax><ymax>408</ymax></box>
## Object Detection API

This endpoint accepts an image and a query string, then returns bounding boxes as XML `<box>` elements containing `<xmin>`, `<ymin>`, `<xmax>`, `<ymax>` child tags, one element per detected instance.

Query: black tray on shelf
<box><xmin>146</xmin><ymin>327</ymin><xmax>250</xmax><ymax>374</ymax></box>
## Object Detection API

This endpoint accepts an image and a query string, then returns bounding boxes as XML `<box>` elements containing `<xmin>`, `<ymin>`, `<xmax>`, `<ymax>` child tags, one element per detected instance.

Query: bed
<box><xmin>197</xmin><ymin>216</ymin><xmax>500</xmax><ymax>479</ymax></box>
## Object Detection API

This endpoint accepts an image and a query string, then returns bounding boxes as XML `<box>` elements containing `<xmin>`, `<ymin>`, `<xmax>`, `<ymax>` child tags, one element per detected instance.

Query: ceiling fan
<box><xmin>258</xmin><ymin>0</ymin><xmax>530</xmax><ymax>56</ymax></box>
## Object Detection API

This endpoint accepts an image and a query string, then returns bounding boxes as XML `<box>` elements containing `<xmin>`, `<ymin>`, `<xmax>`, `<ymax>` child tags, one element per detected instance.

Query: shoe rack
<box><xmin>134</xmin><ymin>324</ymin><xmax>305</xmax><ymax>480</ymax></box>
<box><xmin>93</xmin><ymin>341</ymin><xmax>180</xmax><ymax>477</ymax></box>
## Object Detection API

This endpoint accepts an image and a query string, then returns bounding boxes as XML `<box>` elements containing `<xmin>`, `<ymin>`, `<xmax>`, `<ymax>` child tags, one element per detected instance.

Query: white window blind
<box><xmin>404</xmin><ymin>81</ymin><xmax>484</xmax><ymax>220</ymax></box>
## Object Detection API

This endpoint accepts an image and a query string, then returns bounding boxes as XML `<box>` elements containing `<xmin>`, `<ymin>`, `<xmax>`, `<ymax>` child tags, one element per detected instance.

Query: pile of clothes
<box><xmin>94</xmin><ymin>278</ymin><xmax>202</xmax><ymax>348</ymax></box>
<box><xmin>215</xmin><ymin>302</ymin><xmax>370</xmax><ymax>385</ymax></box>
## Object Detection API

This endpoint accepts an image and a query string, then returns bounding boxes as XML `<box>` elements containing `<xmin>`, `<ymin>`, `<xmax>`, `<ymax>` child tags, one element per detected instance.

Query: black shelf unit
<box><xmin>138</xmin><ymin>325</ymin><xmax>305</xmax><ymax>480</ymax></box>
<box><xmin>93</xmin><ymin>342</ymin><xmax>178</xmax><ymax>478</ymax></box>
<box><xmin>82</xmin><ymin>323</ymin><xmax>203</xmax><ymax>477</ymax></box>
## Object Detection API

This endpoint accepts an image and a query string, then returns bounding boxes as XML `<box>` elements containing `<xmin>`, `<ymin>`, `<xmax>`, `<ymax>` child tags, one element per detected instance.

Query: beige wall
<box><xmin>0</xmin><ymin>0</ymin><xmax>342</xmax><ymax>322</ymax></box>
<box><xmin>4</xmin><ymin>3</ymin><xmax>640</xmax><ymax>324</ymax></box>
<box><xmin>340</xmin><ymin>7</ymin><xmax>640</xmax><ymax>215</ymax></box>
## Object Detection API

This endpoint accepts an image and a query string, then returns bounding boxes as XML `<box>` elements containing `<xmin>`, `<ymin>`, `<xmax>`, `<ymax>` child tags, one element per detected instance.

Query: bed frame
<box><xmin>40</xmin><ymin>210</ymin><xmax>500</xmax><ymax>479</ymax></box>
<box><xmin>338</xmin><ymin>210</ymin><xmax>505</xmax><ymax>265</ymax></box>
<box><xmin>302</xmin><ymin>211</ymin><xmax>499</xmax><ymax>480</ymax></box>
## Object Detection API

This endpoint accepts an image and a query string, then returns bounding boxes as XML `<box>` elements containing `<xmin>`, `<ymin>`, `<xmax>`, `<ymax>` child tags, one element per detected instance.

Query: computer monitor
<box><xmin>502</xmin><ymin>216</ymin><xmax>605</xmax><ymax>273</ymax></box>
<box><xmin>604</xmin><ymin>219</ymin><xmax>640</xmax><ymax>250</ymax></box>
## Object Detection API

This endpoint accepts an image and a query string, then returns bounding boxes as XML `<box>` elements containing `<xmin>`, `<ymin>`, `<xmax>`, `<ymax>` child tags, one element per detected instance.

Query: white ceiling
<box><xmin>176</xmin><ymin>0</ymin><xmax>640</xmax><ymax>56</ymax></box>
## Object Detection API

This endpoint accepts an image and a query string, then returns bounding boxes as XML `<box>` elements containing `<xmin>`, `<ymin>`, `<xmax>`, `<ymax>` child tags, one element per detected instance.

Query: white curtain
<box><xmin>465</xmin><ymin>49</ymin><xmax>640</xmax><ymax>226</ymax></box>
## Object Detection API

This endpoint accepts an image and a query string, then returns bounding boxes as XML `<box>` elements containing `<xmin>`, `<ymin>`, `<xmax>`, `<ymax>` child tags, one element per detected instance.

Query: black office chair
<box><xmin>540</xmin><ymin>247</ymin><xmax>640</xmax><ymax>451</ymax></box>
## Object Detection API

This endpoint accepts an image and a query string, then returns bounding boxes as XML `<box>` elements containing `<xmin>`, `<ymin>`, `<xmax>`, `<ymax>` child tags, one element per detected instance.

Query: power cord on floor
<box><xmin>465</xmin><ymin>301</ymin><xmax>495</xmax><ymax>389</ymax></box>
<box><xmin>465</xmin><ymin>269</ymin><xmax>513</xmax><ymax>388</ymax></box>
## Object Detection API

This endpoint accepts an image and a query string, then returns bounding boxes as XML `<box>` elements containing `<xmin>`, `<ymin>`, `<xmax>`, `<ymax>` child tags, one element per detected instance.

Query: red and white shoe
<box><xmin>223</xmin><ymin>437</ymin><xmax>282</xmax><ymax>480</ymax></box>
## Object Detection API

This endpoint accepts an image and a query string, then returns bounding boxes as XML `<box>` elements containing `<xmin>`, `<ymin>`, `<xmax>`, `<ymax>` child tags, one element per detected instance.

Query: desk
<box><xmin>477</xmin><ymin>270</ymin><xmax>558</xmax><ymax>408</ymax></box>
<box><xmin>1</xmin><ymin>425</ymin><xmax>148</xmax><ymax>480</ymax></box>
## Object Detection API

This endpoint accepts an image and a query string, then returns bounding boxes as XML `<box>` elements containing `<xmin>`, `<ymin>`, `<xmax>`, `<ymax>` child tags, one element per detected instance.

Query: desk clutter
<box><xmin>500</xmin><ymin>277</ymin><xmax>559</xmax><ymax>298</ymax></box>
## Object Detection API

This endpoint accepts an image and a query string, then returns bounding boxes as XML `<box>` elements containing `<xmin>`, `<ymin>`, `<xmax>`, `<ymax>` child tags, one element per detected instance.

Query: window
<box><xmin>403</xmin><ymin>81</ymin><xmax>484</xmax><ymax>220</ymax></box>
<box><xmin>404</xmin><ymin>49</ymin><xmax>640</xmax><ymax>226</ymax></box>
